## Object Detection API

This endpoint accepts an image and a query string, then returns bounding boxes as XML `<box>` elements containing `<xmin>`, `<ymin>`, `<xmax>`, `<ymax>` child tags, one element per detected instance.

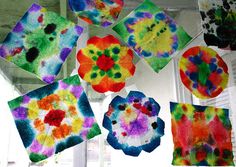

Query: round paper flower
<box><xmin>68</xmin><ymin>0</ymin><xmax>124</xmax><ymax>27</ymax></box>
<box><xmin>77</xmin><ymin>35</ymin><xmax>136</xmax><ymax>93</ymax></box>
<box><xmin>179</xmin><ymin>46</ymin><xmax>229</xmax><ymax>99</ymax></box>
<box><xmin>103</xmin><ymin>91</ymin><xmax>165</xmax><ymax>156</ymax></box>
<box><xmin>124</xmin><ymin>11</ymin><xmax>178</xmax><ymax>58</ymax></box>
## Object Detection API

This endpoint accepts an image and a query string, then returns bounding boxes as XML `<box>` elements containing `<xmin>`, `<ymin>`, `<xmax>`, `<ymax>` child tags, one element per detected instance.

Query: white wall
<box><xmin>0</xmin><ymin>72</ymin><xmax>29</xmax><ymax>167</ymax></box>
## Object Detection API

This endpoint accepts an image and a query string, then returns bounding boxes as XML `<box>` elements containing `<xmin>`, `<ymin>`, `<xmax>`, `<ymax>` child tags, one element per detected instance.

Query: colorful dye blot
<box><xmin>0</xmin><ymin>4</ymin><xmax>83</xmax><ymax>84</ymax></box>
<box><xmin>8</xmin><ymin>75</ymin><xmax>101</xmax><ymax>162</ymax></box>
<box><xmin>198</xmin><ymin>0</ymin><xmax>236</xmax><ymax>50</ymax></box>
<box><xmin>113</xmin><ymin>0</ymin><xmax>192</xmax><ymax>73</ymax></box>
<box><xmin>170</xmin><ymin>102</ymin><xmax>234</xmax><ymax>166</ymax></box>
<box><xmin>68</xmin><ymin>0</ymin><xmax>123</xmax><ymax>27</ymax></box>
<box><xmin>77</xmin><ymin>35</ymin><xmax>135</xmax><ymax>93</ymax></box>
<box><xmin>179</xmin><ymin>46</ymin><xmax>228</xmax><ymax>99</ymax></box>
<box><xmin>103</xmin><ymin>91</ymin><xmax>165</xmax><ymax>156</ymax></box>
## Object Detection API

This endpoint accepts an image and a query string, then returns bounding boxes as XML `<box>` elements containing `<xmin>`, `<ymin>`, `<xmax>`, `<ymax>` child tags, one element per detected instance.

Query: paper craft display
<box><xmin>77</xmin><ymin>35</ymin><xmax>135</xmax><ymax>93</ymax></box>
<box><xmin>103</xmin><ymin>91</ymin><xmax>165</xmax><ymax>156</ymax></box>
<box><xmin>8</xmin><ymin>75</ymin><xmax>101</xmax><ymax>162</ymax></box>
<box><xmin>198</xmin><ymin>0</ymin><xmax>236</xmax><ymax>50</ymax></box>
<box><xmin>0</xmin><ymin>4</ymin><xmax>83</xmax><ymax>84</ymax></box>
<box><xmin>170</xmin><ymin>102</ymin><xmax>234</xmax><ymax>166</ymax></box>
<box><xmin>112</xmin><ymin>0</ymin><xmax>192</xmax><ymax>73</ymax></box>
<box><xmin>68</xmin><ymin>0</ymin><xmax>123</xmax><ymax>27</ymax></box>
<box><xmin>179</xmin><ymin>46</ymin><xmax>228</xmax><ymax>99</ymax></box>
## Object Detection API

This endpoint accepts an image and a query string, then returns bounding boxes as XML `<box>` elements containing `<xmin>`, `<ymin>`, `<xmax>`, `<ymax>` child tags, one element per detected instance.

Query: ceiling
<box><xmin>0</xmin><ymin>0</ymin><xmax>200</xmax><ymax>97</ymax></box>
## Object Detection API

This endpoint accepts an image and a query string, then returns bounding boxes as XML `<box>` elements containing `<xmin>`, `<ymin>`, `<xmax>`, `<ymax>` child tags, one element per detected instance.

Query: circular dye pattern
<box><xmin>77</xmin><ymin>35</ymin><xmax>135</xmax><ymax>93</ymax></box>
<box><xmin>198</xmin><ymin>0</ymin><xmax>236</xmax><ymax>50</ymax></box>
<box><xmin>179</xmin><ymin>46</ymin><xmax>229</xmax><ymax>99</ymax></box>
<box><xmin>68</xmin><ymin>0</ymin><xmax>123</xmax><ymax>27</ymax></box>
<box><xmin>124</xmin><ymin>11</ymin><xmax>178</xmax><ymax>58</ymax></box>
<box><xmin>103</xmin><ymin>91</ymin><xmax>165</xmax><ymax>156</ymax></box>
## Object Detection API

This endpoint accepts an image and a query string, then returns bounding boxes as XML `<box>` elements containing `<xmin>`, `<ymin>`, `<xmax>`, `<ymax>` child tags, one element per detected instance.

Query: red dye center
<box><xmin>196</xmin><ymin>149</ymin><xmax>207</xmax><ymax>161</ymax></box>
<box><xmin>96</xmin><ymin>54</ymin><xmax>115</xmax><ymax>71</ymax></box>
<box><xmin>44</xmin><ymin>109</ymin><xmax>65</xmax><ymax>127</ymax></box>
<box><xmin>38</xmin><ymin>14</ymin><xmax>43</xmax><ymax>23</ymax></box>
<box><xmin>121</xmin><ymin>132</ymin><xmax>127</xmax><ymax>136</ymax></box>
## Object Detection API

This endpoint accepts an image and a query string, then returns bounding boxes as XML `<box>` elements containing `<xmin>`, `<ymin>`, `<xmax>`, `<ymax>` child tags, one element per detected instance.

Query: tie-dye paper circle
<box><xmin>77</xmin><ymin>35</ymin><xmax>135</xmax><ymax>93</ymax></box>
<box><xmin>179</xmin><ymin>46</ymin><xmax>228</xmax><ymax>99</ymax></box>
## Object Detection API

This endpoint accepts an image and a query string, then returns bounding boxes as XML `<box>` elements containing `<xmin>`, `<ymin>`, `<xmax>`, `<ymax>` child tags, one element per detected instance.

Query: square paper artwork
<box><xmin>69</xmin><ymin>0</ymin><xmax>124</xmax><ymax>27</ymax></box>
<box><xmin>0</xmin><ymin>4</ymin><xmax>83</xmax><ymax>83</ymax></box>
<box><xmin>113</xmin><ymin>0</ymin><xmax>192</xmax><ymax>73</ymax></box>
<box><xmin>170</xmin><ymin>102</ymin><xmax>234</xmax><ymax>166</ymax></box>
<box><xmin>8</xmin><ymin>75</ymin><xmax>101</xmax><ymax>162</ymax></box>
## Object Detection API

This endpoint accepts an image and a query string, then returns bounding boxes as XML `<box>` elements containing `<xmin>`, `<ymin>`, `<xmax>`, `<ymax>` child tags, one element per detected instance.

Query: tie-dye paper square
<box><xmin>198</xmin><ymin>0</ymin><xmax>236</xmax><ymax>50</ymax></box>
<box><xmin>0</xmin><ymin>4</ymin><xmax>83</xmax><ymax>83</ymax></box>
<box><xmin>69</xmin><ymin>0</ymin><xmax>124</xmax><ymax>27</ymax></box>
<box><xmin>8</xmin><ymin>75</ymin><xmax>101</xmax><ymax>163</ymax></box>
<box><xmin>170</xmin><ymin>102</ymin><xmax>234</xmax><ymax>166</ymax></box>
<box><xmin>113</xmin><ymin>0</ymin><xmax>192</xmax><ymax>73</ymax></box>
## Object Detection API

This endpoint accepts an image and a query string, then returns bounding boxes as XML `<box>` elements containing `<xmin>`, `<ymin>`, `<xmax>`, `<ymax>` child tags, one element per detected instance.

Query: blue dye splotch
<box><xmin>55</xmin><ymin>142</ymin><xmax>67</xmax><ymax>154</ymax></box>
<box><xmin>66</xmin><ymin>136</ymin><xmax>83</xmax><ymax>148</ymax></box>
<box><xmin>78</xmin><ymin>92</ymin><xmax>94</xmax><ymax>117</ymax></box>
<box><xmin>28</xmin><ymin>82</ymin><xmax>58</xmax><ymax>99</ymax></box>
<box><xmin>68</xmin><ymin>0</ymin><xmax>86</xmax><ymax>11</ymax></box>
<box><xmin>15</xmin><ymin>120</ymin><xmax>35</xmax><ymax>148</ymax></box>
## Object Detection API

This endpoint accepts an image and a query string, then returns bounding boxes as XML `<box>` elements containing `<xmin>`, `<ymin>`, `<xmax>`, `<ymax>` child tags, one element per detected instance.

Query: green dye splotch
<box><xmin>29</xmin><ymin>153</ymin><xmax>47</xmax><ymax>162</ymax></box>
<box><xmin>12</xmin><ymin>11</ymin><xmax>74</xmax><ymax>76</ymax></box>
<box><xmin>198</xmin><ymin>62</ymin><xmax>210</xmax><ymax>85</ymax></box>
<box><xmin>87</xmin><ymin>123</ymin><xmax>101</xmax><ymax>139</ymax></box>
<box><xmin>145</xmin><ymin>57</ymin><xmax>172</xmax><ymax>73</ymax></box>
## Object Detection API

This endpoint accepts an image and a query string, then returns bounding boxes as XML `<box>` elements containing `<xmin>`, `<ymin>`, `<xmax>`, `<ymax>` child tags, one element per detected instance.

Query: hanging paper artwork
<box><xmin>170</xmin><ymin>102</ymin><xmax>234</xmax><ymax>166</ymax></box>
<box><xmin>179</xmin><ymin>46</ymin><xmax>228</xmax><ymax>99</ymax></box>
<box><xmin>8</xmin><ymin>75</ymin><xmax>101</xmax><ymax>162</ymax></box>
<box><xmin>77</xmin><ymin>35</ymin><xmax>135</xmax><ymax>93</ymax></box>
<box><xmin>112</xmin><ymin>0</ymin><xmax>192</xmax><ymax>73</ymax></box>
<box><xmin>198</xmin><ymin>0</ymin><xmax>236</xmax><ymax>50</ymax></box>
<box><xmin>0</xmin><ymin>4</ymin><xmax>83</xmax><ymax>84</ymax></box>
<box><xmin>68</xmin><ymin>0</ymin><xmax>124</xmax><ymax>27</ymax></box>
<box><xmin>103</xmin><ymin>91</ymin><xmax>165</xmax><ymax>156</ymax></box>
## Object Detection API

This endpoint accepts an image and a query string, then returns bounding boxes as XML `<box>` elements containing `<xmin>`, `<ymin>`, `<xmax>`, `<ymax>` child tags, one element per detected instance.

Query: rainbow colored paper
<box><xmin>103</xmin><ymin>91</ymin><xmax>164</xmax><ymax>156</ymax></box>
<box><xmin>112</xmin><ymin>0</ymin><xmax>192</xmax><ymax>73</ymax></box>
<box><xmin>170</xmin><ymin>102</ymin><xmax>234</xmax><ymax>166</ymax></box>
<box><xmin>179</xmin><ymin>46</ymin><xmax>228</xmax><ymax>99</ymax></box>
<box><xmin>68</xmin><ymin>0</ymin><xmax>123</xmax><ymax>27</ymax></box>
<box><xmin>8</xmin><ymin>75</ymin><xmax>101</xmax><ymax>162</ymax></box>
<box><xmin>198</xmin><ymin>0</ymin><xmax>236</xmax><ymax>50</ymax></box>
<box><xmin>77</xmin><ymin>35</ymin><xmax>135</xmax><ymax>93</ymax></box>
<box><xmin>0</xmin><ymin>4</ymin><xmax>83</xmax><ymax>83</ymax></box>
